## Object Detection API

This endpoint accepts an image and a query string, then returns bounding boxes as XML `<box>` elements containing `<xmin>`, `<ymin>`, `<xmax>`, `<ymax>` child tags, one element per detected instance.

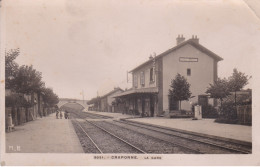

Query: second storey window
<box><xmin>187</xmin><ymin>68</ymin><xmax>191</xmax><ymax>76</ymax></box>
<box><xmin>150</xmin><ymin>67</ymin><xmax>154</xmax><ymax>82</ymax></box>
<box><xmin>134</xmin><ymin>75</ymin><xmax>138</xmax><ymax>88</ymax></box>
<box><xmin>140</xmin><ymin>71</ymin><xmax>145</xmax><ymax>86</ymax></box>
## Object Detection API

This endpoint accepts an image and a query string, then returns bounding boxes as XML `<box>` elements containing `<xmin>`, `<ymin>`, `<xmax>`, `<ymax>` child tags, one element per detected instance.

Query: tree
<box><xmin>5</xmin><ymin>48</ymin><xmax>20</xmax><ymax>89</ymax></box>
<box><xmin>11</xmin><ymin>65</ymin><xmax>45</xmax><ymax>94</ymax></box>
<box><xmin>228</xmin><ymin>68</ymin><xmax>250</xmax><ymax>107</ymax></box>
<box><xmin>42</xmin><ymin>87</ymin><xmax>59</xmax><ymax>107</ymax></box>
<box><xmin>206</xmin><ymin>78</ymin><xmax>230</xmax><ymax>108</ymax></box>
<box><xmin>168</xmin><ymin>73</ymin><xmax>192</xmax><ymax>110</ymax></box>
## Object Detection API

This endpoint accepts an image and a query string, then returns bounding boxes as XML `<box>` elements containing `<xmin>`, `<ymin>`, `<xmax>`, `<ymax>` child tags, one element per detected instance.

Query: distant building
<box><xmin>87</xmin><ymin>97</ymin><xmax>101</xmax><ymax>111</ymax></box>
<box><xmin>114</xmin><ymin>35</ymin><xmax>223</xmax><ymax>117</ymax></box>
<box><xmin>88</xmin><ymin>87</ymin><xmax>124</xmax><ymax>112</ymax></box>
<box><xmin>100</xmin><ymin>87</ymin><xmax>124</xmax><ymax>112</ymax></box>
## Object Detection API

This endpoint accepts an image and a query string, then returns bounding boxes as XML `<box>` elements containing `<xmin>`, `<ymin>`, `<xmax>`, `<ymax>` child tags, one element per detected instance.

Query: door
<box><xmin>198</xmin><ymin>95</ymin><xmax>208</xmax><ymax>106</ymax></box>
<box><xmin>150</xmin><ymin>96</ymin><xmax>154</xmax><ymax>117</ymax></box>
<box><xmin>169</xmin><ymin>96</ymin><xmax>179</xmax><ymax>111</ymax></box>
<box><xmin>142</xmin><ymin>98</ymin><xmax>145</xmax><ymax>117</ymax></box>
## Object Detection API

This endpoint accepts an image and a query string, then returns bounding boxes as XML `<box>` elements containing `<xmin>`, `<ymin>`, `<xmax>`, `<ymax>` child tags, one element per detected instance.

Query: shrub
<box><xmin>203</xmin><ymin>105</ymin><xmax>218</xmax><ymax>118</ymax></box>
<box><xmin>220</xmin><ymin>101</ymin><xmax>237</xmax><ymax>119</ymax></box>
<box><xmin>214</xmin><ymin>101</ymin><xmax>241</xmax><ymax>125</ymax></box>
<box><xmin>180</xmin><ymin>110</ymin><xmax>187</xmax><ymax>115</ymax></box>
<box><xmin>215</xmin><ymin>117</ymin><xmax>239</xmax><ymax>124</ymax></box>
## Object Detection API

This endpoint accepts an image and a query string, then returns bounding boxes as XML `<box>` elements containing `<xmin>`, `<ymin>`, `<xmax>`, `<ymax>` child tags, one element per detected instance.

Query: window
<box><xmin>187</xmin><ymin>68</ymin><xmax>191</xmax><ymax>76</ymax></box>
<box><xmin>150</xmin><ymin>67</ymin><xmax>154</xmax><ymax>82</ymax></box>
<box><xmin>133</xmin><ymin>75</ymin><xmax>138</xmax><ymax>88</ymax></box>
<box><xmin>140</xmin><ymin>71</ymin><xmax>145</xmax><ymax>86</ymax></box>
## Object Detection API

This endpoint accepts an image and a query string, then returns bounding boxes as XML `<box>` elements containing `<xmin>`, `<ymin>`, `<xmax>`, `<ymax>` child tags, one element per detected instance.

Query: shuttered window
<box><xmin>140</xmin><ymin>71</ymin><xmax>145</xmax><ymax>86</ymax></box>
<box><xmin>150</xmin><ymin>68</ymin><xmax>154</xmax><ymax>82</ymax></box>
<box><xmin>134</xmin><ymin>75</ymin><xmax>138</xmax><ymax>88</ymax></box>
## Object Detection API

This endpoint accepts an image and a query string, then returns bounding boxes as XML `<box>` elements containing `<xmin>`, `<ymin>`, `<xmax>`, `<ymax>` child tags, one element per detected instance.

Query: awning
<box><xmin>112</xmin><ymin>87</ymin><xmax>159</xmax><ymax>98</ymax></box>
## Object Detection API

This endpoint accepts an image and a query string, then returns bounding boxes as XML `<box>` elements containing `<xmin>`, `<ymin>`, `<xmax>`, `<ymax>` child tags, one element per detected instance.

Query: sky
<box><xmin>3</xmin><ymin>0</ymin><xmax>260</xmax><ymax>100</ymax></box>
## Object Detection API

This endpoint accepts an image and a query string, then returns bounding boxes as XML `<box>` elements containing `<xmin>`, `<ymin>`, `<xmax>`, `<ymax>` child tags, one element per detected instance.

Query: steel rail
<box><xmin>84</xmin><ymin>113</ymin><xmax>113</xmax><ymax>119</ymax></box>
<box><xmin>73</xmin><ymin>119</ymin><xmax>103</xmax><ymax>153</ymax></box>
<box><xmin>114</xmin><ymin>120</ymin><xmax>251</xmax><ymax>154</ymax></box>
<box><xmin>86</xmin><ymin>120</ymin><xmax>147</xmax><ymax>154</ymax></box>
<box><xmin>82</xmin><ymin>113</ymin><xmax>111</xmax><ymax>119</ymax></box>
<box><xmin>94</xmin><ymin>121</ymin><xmax>204</xmax><ymax>154</ymax></box>
<box><xmin>121</xmin><ymin>119</ymin><xmax>251</xmax><ymax>148</ymax></box>
<box><xmin>68</xmin><ymin>109</ymin><xmax>111</xmax><ymax>119</ymax></box>
<box><xmin>70</xmin><ymin>112</ymin><xmax>87</xmax><ymax>119</ymax></box>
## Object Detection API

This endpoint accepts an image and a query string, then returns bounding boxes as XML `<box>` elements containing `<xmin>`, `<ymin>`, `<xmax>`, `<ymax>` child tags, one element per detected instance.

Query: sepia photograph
<box><xmin>1</xmin><ymin>0</ymin><xmax>260</xmax><ymax>166</ymax></box>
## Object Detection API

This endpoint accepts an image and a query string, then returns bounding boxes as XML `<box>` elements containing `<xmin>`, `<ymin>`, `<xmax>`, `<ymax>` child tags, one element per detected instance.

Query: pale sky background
<box><xmin>3</xmin><ymin>0</ymin><xmax>260</xmax><ymax>100</ymax></box>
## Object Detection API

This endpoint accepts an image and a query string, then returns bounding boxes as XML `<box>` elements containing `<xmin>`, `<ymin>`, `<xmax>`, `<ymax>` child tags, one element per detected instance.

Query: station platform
<box><xmin>85</xmin><ymin>111</ymin><xmax>252</xmax><ymax>142</ymax></box>
<box><xmin>5</xmin><ymin>113</ymin><xmax>84</xmax><ymax>153</ymax></box>
<box><xmin>129</xmin><ymin>117</ymin><xmax>252</xmax><ymax>142</ymax></box>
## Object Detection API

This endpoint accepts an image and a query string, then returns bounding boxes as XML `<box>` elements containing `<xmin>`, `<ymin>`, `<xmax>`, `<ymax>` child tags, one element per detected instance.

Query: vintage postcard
<box><xmin>1</xmin><ymin>0</ymin><xmax>260</xmax><ymax>166</ymax></box>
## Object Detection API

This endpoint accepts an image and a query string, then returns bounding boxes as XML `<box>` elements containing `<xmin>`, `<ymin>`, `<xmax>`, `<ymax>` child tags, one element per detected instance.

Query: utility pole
<box><xmin>82</xmin><ymin>90</ymin><xmax>84</xmax><ymax>106</ymax></box>
<box><xmin>80</xmin><ymin>90</ymin><xmax>84</xmax><ymax>106</ymax></box>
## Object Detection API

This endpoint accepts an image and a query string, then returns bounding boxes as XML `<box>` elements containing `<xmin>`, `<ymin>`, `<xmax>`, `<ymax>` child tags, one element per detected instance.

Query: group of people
<box><xmin>56</xmin><ymin>110</ymin><xmax>70</xmax><ymax>119</ymax></box>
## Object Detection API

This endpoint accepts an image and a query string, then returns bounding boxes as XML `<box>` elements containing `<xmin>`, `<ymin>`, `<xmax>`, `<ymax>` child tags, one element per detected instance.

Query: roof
<box><xmin>87</xmin><ymin>88</ymin><xmax>124</xmax><ymax>104</ymax></box>
<box><xmin>87</xmin><ymin>97</ymin><xmax>101</xmax><ymax>104</ymax></box>
<box><xmin>130</xmin><ymin>39</ymin><xmax>223</xmax><ymax>72</ymax></box>
<box><xmin>101</xmin><ymin>87</ymin><xmax>124</xmax><ymax>98</ymax></box>
<box><xmin>112</xmin><ymin>87</ymin><xmax>159</xmax><ymax>98</ymax></box>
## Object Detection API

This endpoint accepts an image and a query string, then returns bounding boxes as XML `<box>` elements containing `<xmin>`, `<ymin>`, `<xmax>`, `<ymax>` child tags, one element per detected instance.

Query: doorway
<box><xmin>169</xmin><ymin>96</ymin><xmax>179</xmax><ymax>110</ymax></box>
<box><xmin>142</xmin><ymin>98</ymin><xmax>145</xmax><ymax>117</ymax></box>
<box><xmin>150</xmin><ymin>96</ymin><xmax>154</xmax><ymax>117</ymax></box>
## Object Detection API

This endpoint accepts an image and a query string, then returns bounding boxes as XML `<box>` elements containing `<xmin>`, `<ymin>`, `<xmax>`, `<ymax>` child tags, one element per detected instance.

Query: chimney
<box><xmin>191</xmin><ymin>35</ymin><xmax>199</xmax><ymax>44</ymax></box>
<box><xmin>149</xmin><ymin>54</ymin><xmax>153</xmax><ymax>60</ymax></box>
<box><xmin>176</xmin><ymin>34</ymin><xmax>185</xmax><ymax>45</ymax></box>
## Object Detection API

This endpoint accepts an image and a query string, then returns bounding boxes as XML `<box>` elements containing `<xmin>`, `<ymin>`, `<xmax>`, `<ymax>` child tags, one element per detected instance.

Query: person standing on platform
<box><xmin>56</xmin><ymin>110</ymin><xmax>59</xmax><ymax>119</ymax></box>
<box><xmin>60</xmin><ymin>111</ymin><xmax>63</xmax><ymax>119</ymax></box>
<box><xmin>67</xmin><ymin>112</ymin><xmax>70</xmax><ymax>119</ymax></box>
<box><xmin>64</xmin><ymin>111</ymin><xmax>68</xmax><ymax>119</ymax></box>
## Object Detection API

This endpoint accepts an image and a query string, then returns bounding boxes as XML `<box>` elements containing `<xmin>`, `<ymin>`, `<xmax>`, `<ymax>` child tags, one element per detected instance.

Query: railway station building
<box><xmin>114</xmin><ymin>35</ymin><xmax>223</xmax><ymax>117</ymax></box>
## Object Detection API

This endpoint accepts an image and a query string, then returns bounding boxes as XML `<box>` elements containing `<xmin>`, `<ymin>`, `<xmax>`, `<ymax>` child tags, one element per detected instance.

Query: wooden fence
<box><xmin>237</xmin><ymin>105</ymin><xmax>252</xmax><ymax>125</ymax></box>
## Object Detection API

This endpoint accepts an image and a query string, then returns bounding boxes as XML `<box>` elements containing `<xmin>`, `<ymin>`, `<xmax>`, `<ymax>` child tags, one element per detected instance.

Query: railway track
<box><xmin>92</xmin><ymin>120</ymin><xmax>203</xmax><ymax>154</ymax></box>
<box><xmin>84</xmin><ymin>112</ymin><xmax>113</xmax><ymax>119</ymax></box>
<box><xmin>67</xmin><ymin>108</ymin><xmax>112</xmax><ymax>119</ymax></box>
<box><xmin>71</xmin><ymin>120</ymin><xmax>102</xmax><ymax>153</ymax></box>
<box><xmin>70</xmin><ymin>112</ymin><xmax>205</xmax><ymax>153</ymax></box>
<box><xmin>71</xmin><ymin>119</ymin><xmax>145</xmax><ymax>154</ymax></box>
<box><xmin>68</xmin><ymin>107</ymin><xmax>251</xmax><ymax>154</ymax></box>
<box><xmin>113</xmin><ymin>119</ymin><xmax>252</xmax><ymax>154</ymax></box>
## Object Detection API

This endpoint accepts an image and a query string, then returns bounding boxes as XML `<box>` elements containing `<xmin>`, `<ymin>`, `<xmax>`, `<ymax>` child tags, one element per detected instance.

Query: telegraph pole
<box><xmin>82</xmin><ymin>90</ymin><xmax>84</xmax><ymax>105</ymax></box>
